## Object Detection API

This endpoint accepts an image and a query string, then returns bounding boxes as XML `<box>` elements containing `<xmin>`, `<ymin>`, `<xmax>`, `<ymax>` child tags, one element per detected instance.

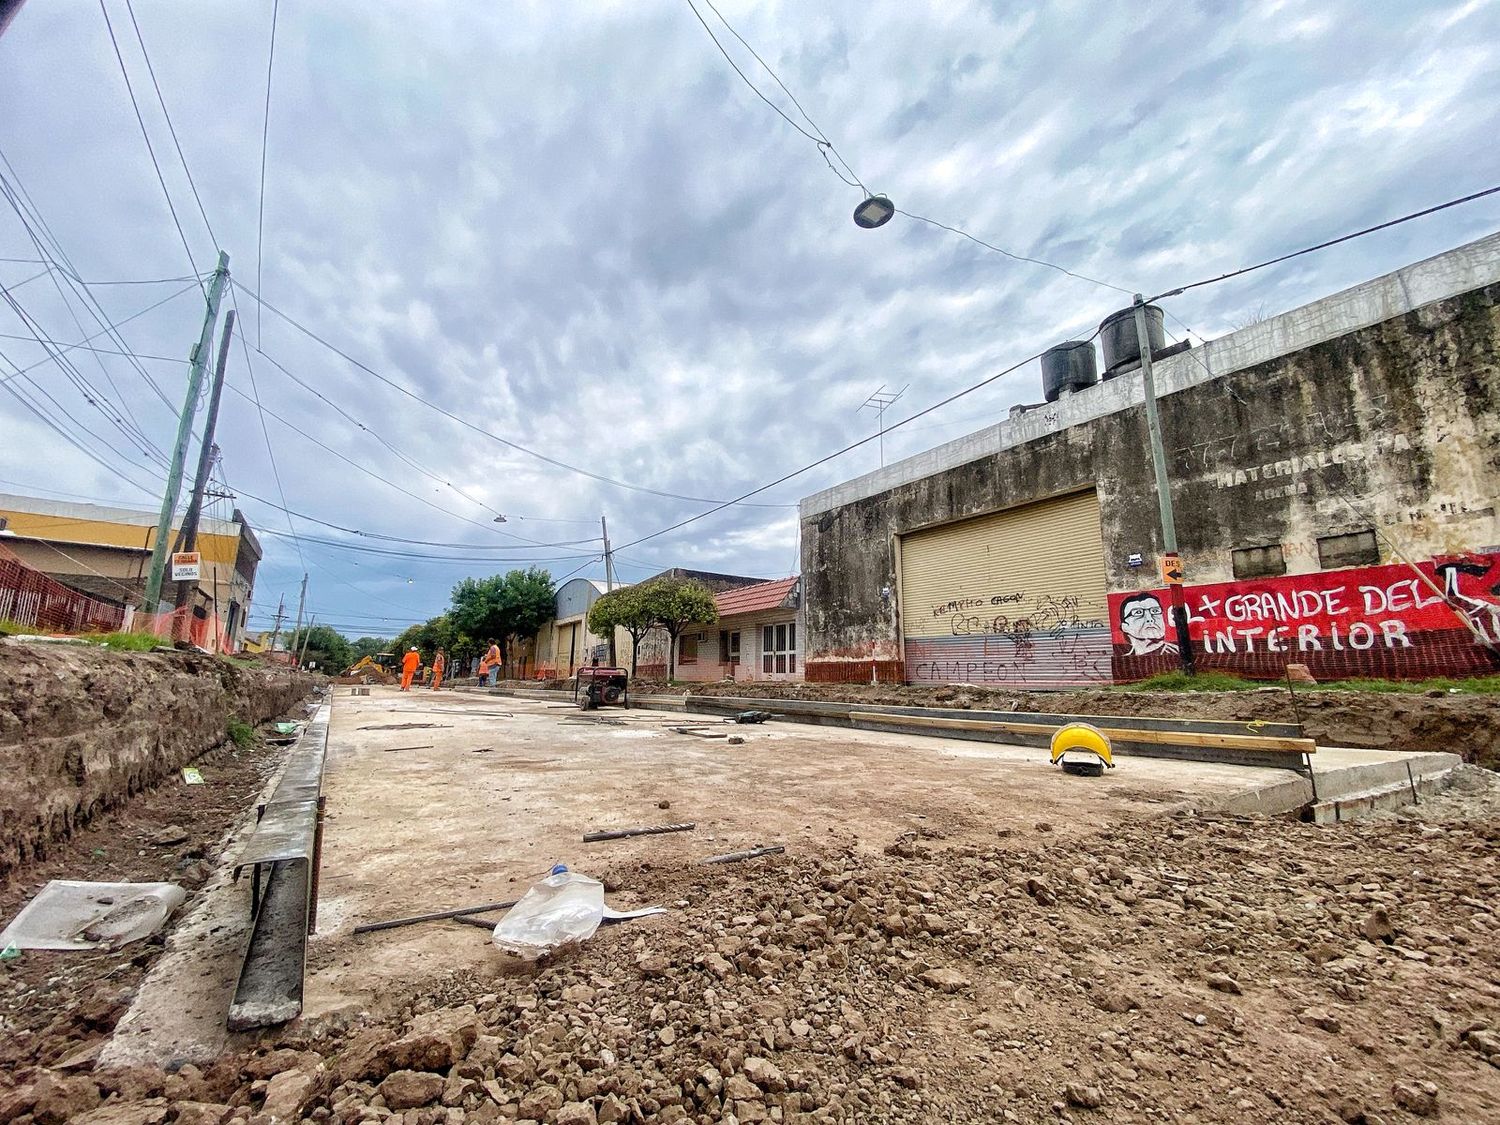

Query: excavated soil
<box><xmin>0</xmin><ymin>640</ymin><xmax>316</xmax><ymax>878</ymax></box>
<box><xmin>538</xmin><ymin>679</ymin><xmax>1500</xmax><ymax>769</ymax></box>
<box><xmin>3</xmin><ymin>769</ymin><xmax>1497</xmax><ymax>1124</ymax></box>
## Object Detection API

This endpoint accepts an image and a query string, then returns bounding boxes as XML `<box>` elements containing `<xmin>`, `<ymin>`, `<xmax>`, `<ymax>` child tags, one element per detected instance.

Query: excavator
<box><xmin>341</xmin><ymin>652</ymin><xmax>398</xmax><ymax>684</ymax></box>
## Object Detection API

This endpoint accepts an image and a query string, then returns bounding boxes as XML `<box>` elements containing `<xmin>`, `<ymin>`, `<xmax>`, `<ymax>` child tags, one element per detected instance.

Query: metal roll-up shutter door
<box><xmin>899</xmin><ymin>490</ymin><xmax>1111</xmax><ymax>687</ymax></box>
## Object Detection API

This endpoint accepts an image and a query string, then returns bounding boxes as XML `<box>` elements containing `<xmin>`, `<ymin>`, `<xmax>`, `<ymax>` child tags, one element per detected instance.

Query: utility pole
<box><xmin>601</xmin><ymin>514</ymin><xmax>617</xmax><ymax>666</ymax></box>
<box><xmin>859</xmin><ymin>384</ymin><xmax>907</xmax><ymax>468</ymax></box>
<box><xmin>289</xmin><ymin>572</ymin><xmax>307</xmax><ymax>672</ymax></box>
<box><xmin>268</xmin><ymin>594</ymin><xmax>286</xmax><ymax>654</ymax></box>
<box><xmin>171</xmin><ymin>309</ymin><xmax>236</xmax><ymax>637</ymax></box>
<box><xmin>143</xmin><ymin>251</ymin><xmax>230</xmax><ymax>612</ymax></box>
<box><xmin>297</xmin><ymin>616</ymin><xmax>316</xmax><ymax>668</ymax></box>
<box><xmin>1133</xmin><ymin>294</ymin><xmax>1195</xmax><ymax>674</ymax></box>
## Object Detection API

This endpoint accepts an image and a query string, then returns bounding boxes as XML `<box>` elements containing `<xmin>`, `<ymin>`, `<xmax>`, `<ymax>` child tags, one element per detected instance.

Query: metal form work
<box><xmin>701</xmin><ymin>845</ymin><xmax>786</xmax><ymax>865</ymax></box>
<box><xmin>226</xmin><ymin>708</ymin><xmax>329</xmax><ymax>1031</ymax></box>
<box><xmin>574</xmin><ymin>666</ymin><xmax>629</xmax><ymax>710</ymax></box>
<box><xmin>670</xmin><ymin>725</ymin><xmax>730</xmax><ymax>739</ymax></box>
<box><xmin>582</xmin><ymin>822</ymin><xmax>696</xmax><ymax>843</ymax></box>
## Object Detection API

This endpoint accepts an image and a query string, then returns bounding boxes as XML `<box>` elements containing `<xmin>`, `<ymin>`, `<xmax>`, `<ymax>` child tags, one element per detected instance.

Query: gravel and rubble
<box><xmin>5</xmin><ymin>767</ymin><xmax>1499</xmax><ymax>1123</ymax></box>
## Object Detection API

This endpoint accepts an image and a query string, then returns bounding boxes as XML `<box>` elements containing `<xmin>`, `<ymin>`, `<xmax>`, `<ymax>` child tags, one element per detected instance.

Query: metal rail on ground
<box><xmin>226</xmin><ymin>708</ymin><xmax>329</xmax><ymax>1030</ymax></box>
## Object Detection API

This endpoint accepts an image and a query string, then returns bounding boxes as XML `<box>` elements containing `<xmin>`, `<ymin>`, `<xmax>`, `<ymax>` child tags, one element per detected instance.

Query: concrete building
<box><xmin>675</xmin><ymin>576</ymin><xmax>803</xmax><ymax>682</ymax></box>
<box><xmin>632</xmin><ymin>568</ymin><xmax>769</xmax><ymax>678</ymax></box>
<box><xmin>0</xmin><ymin>493</ymin><xmax>262</xmax><ymax>649</ymax></box>
<box><xmin>798</xmin><ymin>232</ymin><xmax>1500</xmax><ymax>687</ymax></box>
<box><xmin>533</xmin><ymin>577</ymin><xmax>612</xmax><ymax>676</ymax></box>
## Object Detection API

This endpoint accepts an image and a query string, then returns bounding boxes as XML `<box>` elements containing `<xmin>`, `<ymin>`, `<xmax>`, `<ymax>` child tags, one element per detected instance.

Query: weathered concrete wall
<box><xmin>801</xmin><ymin>262</ymin><xmax>1500</xmax><ymax>685</ymax></box>
<box><xmin>0</xmin><ymin>642</ymin><xmax>314</xmax><ymax>878</ymax></box>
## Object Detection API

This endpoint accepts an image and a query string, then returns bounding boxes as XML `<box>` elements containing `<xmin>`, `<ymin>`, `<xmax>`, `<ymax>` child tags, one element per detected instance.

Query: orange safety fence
<box><xmin>121</xmin><ymin>605</ymin><xmax>231</xmax><ymax>652</ymax></box>
<box><xmin>0</xmin><ymin>544</ymin><xmax>126</xmax><ymax>634</ymax></box>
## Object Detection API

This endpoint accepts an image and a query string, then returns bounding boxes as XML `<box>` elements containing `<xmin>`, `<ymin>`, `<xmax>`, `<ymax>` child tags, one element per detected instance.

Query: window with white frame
<box><xmin>719</xmin><ymin>630</ymin><xmax>740</xmax><ymax>664</ymax></box>
<box><xmin>761</xmin><ymin>621</ymin><xmax>797</xmax><ymax>674</ymax></box>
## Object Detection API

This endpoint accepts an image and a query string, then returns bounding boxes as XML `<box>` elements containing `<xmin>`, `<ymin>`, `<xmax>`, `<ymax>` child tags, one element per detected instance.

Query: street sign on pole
<box><xmin>1160</xmin><ymin>552</ymin><xmax>1183</xmax><ymax>585</ymax></box>
<box><xmin>171</xmin><ymin>552</ymin><xmax>202</xmax><ymax>582</ymax></box>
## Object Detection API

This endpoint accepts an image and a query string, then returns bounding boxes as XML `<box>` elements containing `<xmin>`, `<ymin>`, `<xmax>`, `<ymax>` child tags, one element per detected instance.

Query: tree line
<box><xmin>295</xmin><ymin>569</ymin><xmax>720</xmax><ymax>681</ymax></box>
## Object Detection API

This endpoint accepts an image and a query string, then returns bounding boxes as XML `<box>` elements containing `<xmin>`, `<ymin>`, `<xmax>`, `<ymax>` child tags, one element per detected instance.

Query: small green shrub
<box><xmin>80</xmin><ymin>631</ymin><xmax>160</xmax><ymax>652</ymax></box>
<box><xmin>227</xmin><ymin>718</ymin><xmax>257</xmax><ymax>749</ymax></box>
<box><xmin>1117</xmin><ymin>671</ymin><xmax>1262</xmax><ymax>692</ymax></box>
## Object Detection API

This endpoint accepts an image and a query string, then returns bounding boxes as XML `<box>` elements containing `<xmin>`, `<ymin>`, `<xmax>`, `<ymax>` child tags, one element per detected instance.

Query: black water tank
<box><xmin>1099</xmin><ymin>304</ymin><xmax>1166</xmax><ymax>377</ymax></box>
<box><xmin>1040</xmin><ymin>340</ymin><xmax>1098</xmax><ymax>402</ymax></box>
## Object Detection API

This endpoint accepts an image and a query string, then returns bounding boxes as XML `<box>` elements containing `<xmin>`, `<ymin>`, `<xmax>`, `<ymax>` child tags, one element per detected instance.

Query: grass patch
<box><xmin>1316</xmin><ymin>675</ymin><xmax>1500</xmax><ymax>695</ymax></box>
<box><xmin>1120</xmin><ymin>671</ymin><xmax>1500</xmax><ymax>694</ymax></box>
<box><xmin>0</xmin><ymin>618</ymin><xmax>28</xmax><ymax>636</ymax></box>
<box><xmin>80</xmin><ymin>630</ymin><xmax>160</xmax><ymax>652</ymax></box>
<box><xmin>226</xmin><ymin>718</ymin><xmax>257</xmax><ymax>749</ymax></box>
<box><xmin>1117</xmin><ymin>671</ymin><xmax>1264</xmax><ymax>692</ymax></box>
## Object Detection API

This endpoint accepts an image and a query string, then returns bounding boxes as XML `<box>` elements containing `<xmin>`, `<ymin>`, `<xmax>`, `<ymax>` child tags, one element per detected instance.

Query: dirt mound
<box><xmin>0</xmin><ymin>640</ymin><xmax>316</xmax><ymax>879</ymax></box>
<box><xmin>610</xmin><ymin>679</ymin><xmax>1500</xmax><ymax>767</ymax></box>
<box><xmin>6</xmin><ymin>772</ymin><xmax>1496</xmax><ymax>1123</ymax></box>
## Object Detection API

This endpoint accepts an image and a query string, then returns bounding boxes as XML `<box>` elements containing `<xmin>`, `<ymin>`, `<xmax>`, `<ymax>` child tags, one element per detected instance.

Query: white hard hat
<box><xmin>410</xmin><ymin>646</ymin><xmax>418</xmax><ymax>651</ymax></box>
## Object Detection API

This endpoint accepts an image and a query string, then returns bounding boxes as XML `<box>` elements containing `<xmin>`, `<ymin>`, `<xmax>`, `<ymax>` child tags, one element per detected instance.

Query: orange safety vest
<box><xmin>402</xmin><ymin>651</ymin><xmax>420</xmax><ymax>674</ymax></box>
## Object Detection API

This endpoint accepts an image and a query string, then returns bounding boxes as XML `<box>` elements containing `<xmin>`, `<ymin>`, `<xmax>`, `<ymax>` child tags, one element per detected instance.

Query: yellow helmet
<box><xmin>1050</xmin><ymin>722</ymin><xmax>1113</xmax><ymax>775</ymax></box>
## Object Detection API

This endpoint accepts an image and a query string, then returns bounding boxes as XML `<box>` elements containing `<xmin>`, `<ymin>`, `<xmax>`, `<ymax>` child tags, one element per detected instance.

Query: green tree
<box><xmin>587</xmin><ymin>585</ymin><xmax>656</xmax><ymax>675</ymax></box>
<box><xmin>450</xmin><ymin>567</ymin><xmax>556</xmax><ymax>670</ymax></box>
<box><xmin>635</xmin><ymin>577</ymin><xmax>717</xmax><ymax>680</ymax></box>
<box><xmin>288</xmin><ymin>624</ymin><xmax>353</xmax><ymax>673</ymax></box>
<box><xmin>350</xmin><ymin>636</ymin><xmax>392</xmax><ymax>662</ymax></box>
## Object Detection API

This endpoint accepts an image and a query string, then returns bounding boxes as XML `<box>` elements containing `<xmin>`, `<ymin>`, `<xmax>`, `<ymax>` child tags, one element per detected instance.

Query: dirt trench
<box><xmin>0</xmin><ymin>640</ymin><xmax>317</xmax><ymax>879</ymax></box>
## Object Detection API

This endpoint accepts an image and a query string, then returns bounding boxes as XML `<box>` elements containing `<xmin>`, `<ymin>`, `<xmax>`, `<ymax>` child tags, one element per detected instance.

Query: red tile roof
<box><xmin>714</xmin><ymin>576</ymin><xmax>798</xmax><ymax>618</ymax></box>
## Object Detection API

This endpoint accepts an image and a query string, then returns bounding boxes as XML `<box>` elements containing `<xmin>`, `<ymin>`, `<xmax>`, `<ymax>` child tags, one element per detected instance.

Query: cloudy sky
<box><xmin>2</xmin><ymin>0</ymin><xmax>1498</xmax><ymax>639</ymax></box>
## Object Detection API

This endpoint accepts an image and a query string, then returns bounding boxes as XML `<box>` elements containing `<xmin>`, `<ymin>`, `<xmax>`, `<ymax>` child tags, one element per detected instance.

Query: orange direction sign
<box><xmin>1160</xmin><ymin>553</ymin><xmax>1184</xmax><ymax>585</ymax></box>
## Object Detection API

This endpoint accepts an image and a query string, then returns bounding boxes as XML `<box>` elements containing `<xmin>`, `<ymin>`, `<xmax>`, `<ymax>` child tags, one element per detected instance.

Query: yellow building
<box><xmin>0</xmin><ymin>492</ymin><xmax>262</xmax><ymax>648</ymax></box>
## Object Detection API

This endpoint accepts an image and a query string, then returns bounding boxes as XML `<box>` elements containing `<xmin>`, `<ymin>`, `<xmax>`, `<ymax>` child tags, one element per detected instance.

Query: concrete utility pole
<box><xmin>143</xmin><ymin>251</ymin><xmax>230</xmax><ymax>612</ymax></box>
<box><xmin>1133</xmin><ymin>294</ymin><xmax>1195</xmax><ymax>674</ymax></box>
<box><xmin>268</xmin><ymin>594</ymin><xmax>286</xmax><ymax>654</ymax></box>
<box><xmin>289</xmin><ymin>573</ymin><xmax>307</xmax><ymax>670</ymax></box>
<box><xmin>171</xmin><ymin>309</ymin><xmax>236</xmax><ymax>637</ymax></box>
<box><xmin>601</xmin><ymin>514</ymin><xmax>617</xmax><ymax>666</ymax></box>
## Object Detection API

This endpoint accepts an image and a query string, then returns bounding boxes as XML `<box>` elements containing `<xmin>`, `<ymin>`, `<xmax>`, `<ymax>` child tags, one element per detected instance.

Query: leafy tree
<box><xmin>450</xmin><ymin>567</ymin><xmax>556</xmax><ymax>669</ymax></box>
<box><xmin>635</xmin><ymin>577</ymin><xmax>717</xmax><ymax>679</ymax></box>
<box><xmin>288</xmin><ymin>624</ymin><xmax>353</xmax><ymax>673</ymax></box>
<box><xmin>350</xmin><ymin>636</ymin><xmax>392</xmax><ymax>662</ymax></box>
<box><xmin>587</xmin><ymin>585</ymin><xmax>655</xmax><ymax>675</ymax></box>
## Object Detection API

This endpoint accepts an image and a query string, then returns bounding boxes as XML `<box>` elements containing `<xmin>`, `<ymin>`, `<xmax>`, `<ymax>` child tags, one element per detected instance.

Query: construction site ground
<box><xmin>2</xmin><ymin>683</ymin><xmax>1499</xmax><ymax>1123</ymax></box>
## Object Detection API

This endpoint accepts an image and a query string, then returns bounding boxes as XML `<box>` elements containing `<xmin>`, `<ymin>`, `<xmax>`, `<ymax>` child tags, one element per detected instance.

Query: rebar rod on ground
<box><xmin>583</xmin><ymin>822</ymin><xmax>696</xmax><ymax>843</ymax></box>
<box><xmin>352</xmin><ymin>898</ymin><xmax>520</xmax><ymax>935</ymax></box>
<box><xmin>700</xmin><ymin>845</ymin><xmax>785</xmax><ymax>865</ymax></box>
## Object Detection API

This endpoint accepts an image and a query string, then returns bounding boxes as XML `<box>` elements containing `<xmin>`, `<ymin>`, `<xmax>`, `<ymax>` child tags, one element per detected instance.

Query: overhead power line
<box><xmin>1152</xmin><ymin>183</ymin><xmax>1500</xmax><ymax>300</ymax></box>
<box><xmin>97</xmin><ymin>0</ymin><xmax>205</xmax><ymax>293</ymax></box>
<box><xmin>234</xmin><ymin>282</ymin><xmax>795</xmax><ymax>509</ymax></box>
<box><xmin>255</xmin><ymin>0</ymin><xmax>280</xmax><ymax>345</ymax></box>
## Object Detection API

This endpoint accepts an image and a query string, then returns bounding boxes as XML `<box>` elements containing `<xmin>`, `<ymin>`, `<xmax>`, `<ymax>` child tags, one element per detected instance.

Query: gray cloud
<box><xmin>2</xmin><ymin>0</ymin><xmax>1498</xmax><ymax>637</ymax></box>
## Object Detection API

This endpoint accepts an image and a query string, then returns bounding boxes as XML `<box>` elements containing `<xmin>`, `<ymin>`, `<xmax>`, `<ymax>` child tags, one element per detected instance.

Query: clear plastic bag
<box><xmin>492</xmin><ymin>869</ymin><xmax>604</xmax><ymax>958</ymax></box>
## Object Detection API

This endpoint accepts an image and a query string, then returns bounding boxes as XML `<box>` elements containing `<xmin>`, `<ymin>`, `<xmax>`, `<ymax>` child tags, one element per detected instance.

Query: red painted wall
<box><xmin>1109</xmin><ymin>552</ymin><xmax>1500</xmax><ymax>681</ymax></box>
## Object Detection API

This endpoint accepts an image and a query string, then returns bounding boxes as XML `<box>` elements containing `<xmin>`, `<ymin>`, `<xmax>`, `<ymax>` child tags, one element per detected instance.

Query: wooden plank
<box><xmin>849</xmin><ymin>711</ymin><xmax>1316</xmax><ymax>756</ymax></box>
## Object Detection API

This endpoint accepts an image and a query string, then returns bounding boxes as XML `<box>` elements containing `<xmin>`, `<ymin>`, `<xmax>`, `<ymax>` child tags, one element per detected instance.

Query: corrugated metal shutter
<box><xmin>899</xmin><ymin>490</ymin><xmax>1112</xmax><ymax>687</ymax></box>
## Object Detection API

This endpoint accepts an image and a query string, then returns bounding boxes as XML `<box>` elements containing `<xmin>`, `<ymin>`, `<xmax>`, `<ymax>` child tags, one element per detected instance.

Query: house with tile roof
<box><xmin>672</xmin><ymin>575</ymin><xmax>803</xmax><ymax>682</ymax></box>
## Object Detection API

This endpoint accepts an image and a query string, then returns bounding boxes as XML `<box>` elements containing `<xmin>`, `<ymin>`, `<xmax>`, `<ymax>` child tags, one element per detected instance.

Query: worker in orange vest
<box><xmin>400</xmin><ymin>646</ymin><xmax>421</xmax><ymax>691</ymax></box>
<box><xmin>430</xmin><ymin>649</ymin><xmax>446</xmax><ymax>691</ymax></box>
<box><xmin>479</xmin><ymin>640</ymin><xmax>502</xmax><ymax>686</ymax></box>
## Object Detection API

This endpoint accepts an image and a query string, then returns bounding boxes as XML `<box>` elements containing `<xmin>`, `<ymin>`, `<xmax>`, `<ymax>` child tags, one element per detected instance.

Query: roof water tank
<box><xmin>1099</xmin><ymin>304</ymin><xmax>1166</xmax><ymax>377</ymax></box>
<box><xmin>1040</xmin><ymin>340</ymin><xmax>1099</xmax><ymax>402</ymax></box>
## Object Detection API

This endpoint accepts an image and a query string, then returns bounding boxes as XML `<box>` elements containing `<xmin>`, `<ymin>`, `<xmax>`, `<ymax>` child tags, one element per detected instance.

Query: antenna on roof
<box><xmin>858</xmin><ymin>384</ymin><xmax>908</xmax><ymax>468</ymax></box>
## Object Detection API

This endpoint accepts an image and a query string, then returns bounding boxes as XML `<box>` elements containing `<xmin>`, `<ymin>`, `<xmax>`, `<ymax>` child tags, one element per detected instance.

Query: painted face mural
<box><xmin>1117</xmin><ymin>592</ymin><xmax>1179</xmax><ymax>656</ymax></box>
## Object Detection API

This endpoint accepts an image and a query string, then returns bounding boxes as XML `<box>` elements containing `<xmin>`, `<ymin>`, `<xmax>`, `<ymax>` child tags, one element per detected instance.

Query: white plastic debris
<box><xmin>492</xmin><ymin>866</ymin><xmax>665</xmax><ymax>958</ymax></box>
<box><xmin>0</xmin><ymin>880</ymin><xmax>187</xmax><ymax>951</ymax></box>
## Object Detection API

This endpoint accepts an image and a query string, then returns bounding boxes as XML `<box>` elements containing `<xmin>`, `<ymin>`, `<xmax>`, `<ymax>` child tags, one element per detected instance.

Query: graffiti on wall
<box><xmin>1108</xmin><ymin>552</ymin><xmax>1500</xmax><ymax>680</ymax></box>
<box><xmin>905</xmin><ymin>589</ymin><xmax>1112</xmax><ymax>688</ymax></box>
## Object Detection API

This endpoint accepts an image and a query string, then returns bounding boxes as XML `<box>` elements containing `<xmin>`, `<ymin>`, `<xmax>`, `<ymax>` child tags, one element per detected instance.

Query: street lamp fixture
<box><xmin>853</xmin><ymin>195</ymin><xmax>895</xmax><ymax>229</ymax></box>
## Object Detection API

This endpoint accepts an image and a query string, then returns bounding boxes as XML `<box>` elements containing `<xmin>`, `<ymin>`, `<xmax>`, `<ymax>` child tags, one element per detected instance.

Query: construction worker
<box><xmin>481</xmin><ymin>640</ymin><xmax>502</xmax><ymax>686</ymax></box>
<box><xmin>400</xmin><ymin>646</ymin><xmax>421</xmax><ymax>691</ymax></box>
<box><xmin>431</xmin><ymin>648</ymin><xmax>446</xmax><ymax>691</ymax></box>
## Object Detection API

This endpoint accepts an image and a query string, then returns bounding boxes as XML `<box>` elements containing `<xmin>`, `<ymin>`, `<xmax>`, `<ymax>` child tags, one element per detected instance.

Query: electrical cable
<box><xmin>255</xmin><ymin>0</ymin><xmax>280</xmax><ymax>345</ymax></box>
<box><xmin>235</xmin><ymin>283</ymin><xmax>796</xmax><ymax>509</ymax></box>
<box><xmin>96</xmin><ymin>0</ymin><xmax>206</xmax><ymax>296</ymax></box>
<box><xmin>0</xmin><ymin>280</ymin><xmax>200</xmax><ymax>384</ymax></box>
<box><xmin>1151</xmin><ymin>184</ymin><xmax>1500</xmax><ymax>301</ymax></box>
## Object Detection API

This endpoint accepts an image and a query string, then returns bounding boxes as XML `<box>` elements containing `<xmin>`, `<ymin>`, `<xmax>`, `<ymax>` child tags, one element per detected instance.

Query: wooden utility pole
<box><xmin>268</xmin><ymin>594</ymin><xmax>286</xmax><ymax>654</ymax></box>
<box><xmin>288</xmin><ymin>573</ymin><xmax>307</xmax><ymax>675</ymax></box>
<box><xmin>171</xmin><ymin>309</ymin><xmax>236</xmax><ymax>638</ymax></box>
<box><xmin>601</xmin><ymin>513</ymin><xmax>617</xmax><ymax>665</ymax></box>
